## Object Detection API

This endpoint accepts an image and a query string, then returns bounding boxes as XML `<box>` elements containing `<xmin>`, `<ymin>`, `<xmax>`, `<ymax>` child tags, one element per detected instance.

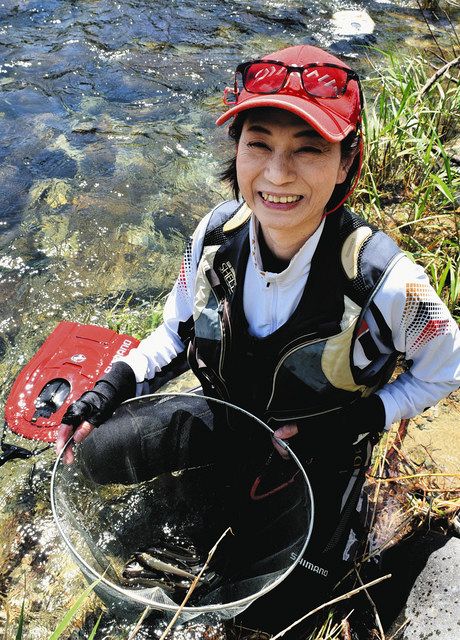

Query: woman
<box><xmin>56</xmin><ymin>44</ymin><xmax>460</xmax><ymax>634</ymax></box>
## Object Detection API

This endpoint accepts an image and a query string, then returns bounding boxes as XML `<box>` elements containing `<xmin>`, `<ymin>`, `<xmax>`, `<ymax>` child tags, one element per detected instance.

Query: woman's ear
<box><xmin>337</xmin><ymin>145</ymin><xmax>359</xmax><ymax>185</ymax></box>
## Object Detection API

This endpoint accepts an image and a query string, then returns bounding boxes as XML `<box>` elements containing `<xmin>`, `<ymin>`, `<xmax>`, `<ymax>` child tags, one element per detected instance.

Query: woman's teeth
<box><xmin>261</xmin><ymin>192</ymin><xmax>302</xmax><ymax>204</ymax></box>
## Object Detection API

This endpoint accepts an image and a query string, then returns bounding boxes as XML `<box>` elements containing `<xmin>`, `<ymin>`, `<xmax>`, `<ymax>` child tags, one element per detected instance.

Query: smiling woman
<box><xmin>220</xmin><ymin>110</ymin><xmax>362</xmax><ymax>240</ymax></box>
<box><xmin>55</xmin><ymin>44</ymin><xmax>460</xmax><ymax>638</ymax></box>
<box><xmin>234</xmin><ymin>109</ymin><xmax>352</xmax><ymax>260</ymax></box>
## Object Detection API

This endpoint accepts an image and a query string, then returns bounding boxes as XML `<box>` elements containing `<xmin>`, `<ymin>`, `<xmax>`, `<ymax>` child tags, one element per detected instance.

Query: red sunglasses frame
<box><xmin>224</xmin><ymin>60</ymin><xmax>361</xmax><ymax>105</ymax></box>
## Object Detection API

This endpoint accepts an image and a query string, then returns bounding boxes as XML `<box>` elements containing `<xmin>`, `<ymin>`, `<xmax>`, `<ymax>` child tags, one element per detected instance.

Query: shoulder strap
<box><xmin>338</xmin><ymin>209</ymin><xmax>403</xmax><ymax>382</ymax></box>
<box><xmin>202</xmin><ymin>200</ymin><xmax>251</xmax><ymax>250</ymax></box>
<box><xmin>338</xmin><ymin>208</ymin><xmax>402</xmax><ymax>309</ymax></box>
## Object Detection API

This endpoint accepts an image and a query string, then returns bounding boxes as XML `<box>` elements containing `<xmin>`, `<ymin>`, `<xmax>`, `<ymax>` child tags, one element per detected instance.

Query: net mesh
<box><xmin>51</xmin><ymin>393</ymin><xmax>314</xmax><ymax>622</ymax></box>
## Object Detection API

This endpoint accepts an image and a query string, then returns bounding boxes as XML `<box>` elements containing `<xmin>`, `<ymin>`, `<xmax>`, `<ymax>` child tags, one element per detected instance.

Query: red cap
<box><xmin>216</xmin><ymin>45</ymin><xmax>361</xmax><ymax>142</ymax></box>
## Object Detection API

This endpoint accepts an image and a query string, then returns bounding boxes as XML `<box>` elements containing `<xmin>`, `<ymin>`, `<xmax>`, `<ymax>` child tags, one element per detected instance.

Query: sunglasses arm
<box><xmin>223</xmin><ymin>86</ymin><xmax>239</xmax><ymax>105</ymax></box>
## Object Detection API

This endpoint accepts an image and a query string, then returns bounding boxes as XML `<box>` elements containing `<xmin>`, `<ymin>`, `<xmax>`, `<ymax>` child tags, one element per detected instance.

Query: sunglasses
<box><xmin>224</xmin><ymin>60</ymin><xmax>360</xmax><ymax>105</ymax></box>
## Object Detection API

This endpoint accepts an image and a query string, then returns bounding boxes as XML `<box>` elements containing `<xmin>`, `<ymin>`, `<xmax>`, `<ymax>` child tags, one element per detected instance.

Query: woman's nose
<box><xmin>264</xmin><ymin>153</ymin><xmax>296</xmax><ymax>184</ymax></box>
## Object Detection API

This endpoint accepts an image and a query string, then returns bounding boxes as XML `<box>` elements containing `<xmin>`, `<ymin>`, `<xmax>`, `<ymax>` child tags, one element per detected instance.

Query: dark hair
<box><xmin>220</xmin><ymin>107</ymin><xmax>361</xmax><ymax>213</ymax></box>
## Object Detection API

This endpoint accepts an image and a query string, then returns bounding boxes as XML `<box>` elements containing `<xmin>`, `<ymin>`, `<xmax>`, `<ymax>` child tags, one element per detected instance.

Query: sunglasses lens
<box><xmin>243</xmin><ymin>63</ymin><xmax>287</xmax><ymax>93</ymax></box>
<box><xmin>301</xmin><ymin>66</ymin><xmax>349</xmax><ymax>98</ymax></box>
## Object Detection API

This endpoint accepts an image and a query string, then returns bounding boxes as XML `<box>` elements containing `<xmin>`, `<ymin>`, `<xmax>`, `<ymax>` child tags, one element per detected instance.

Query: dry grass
<box><xmin>363</xmin><ymin>417</ymin><xmax>460</xmax><ymax>562</ymax></box>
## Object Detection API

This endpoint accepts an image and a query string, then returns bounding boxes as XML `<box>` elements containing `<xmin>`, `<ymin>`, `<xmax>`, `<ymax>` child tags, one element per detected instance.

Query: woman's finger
<box><xmin>56</xmin><ymin>420</ymin><xmax>94</xmax><ymax>465</ymax></box>
<box><xmin>55</xmin><ymin>423</ymin><xmax>74</xmax><ymax>456</ymax></box>
<box><xmin>273</xmin><ymin>423</ymin><xmax>299</xmax><ymax>440</ymax></box>
<box><xmin>55</xmin><ymin>423</ymin><xmax>77</xmax><ymax>465</ymax></box>
<box><xmin>72</xmin><ymin>420</ymin><xmax>94</xmax><ymax>444</ymax></box>
<box><xmin>272</xmin><ymin>437</ymin><xmax>290</xmax><ymax>460</ymax></box>
<box><xmin>272</xmin><ymin>423</ymin><xmax>299</xmax><ymax>459</ymax></box>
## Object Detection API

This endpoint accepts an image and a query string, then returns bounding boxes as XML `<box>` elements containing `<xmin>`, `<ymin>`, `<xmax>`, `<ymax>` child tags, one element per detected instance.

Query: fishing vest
<box><xmin>188</xmin><ymin>201</ymin><xmax>403</xmax><ymax>429</ymax></box>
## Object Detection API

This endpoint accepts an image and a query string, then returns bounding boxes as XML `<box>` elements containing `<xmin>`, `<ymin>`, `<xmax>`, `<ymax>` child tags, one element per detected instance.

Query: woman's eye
<box><xmin>297</xmin><ymin>145</ymin><xmax>322</xmax><ymax>154</ymax></box>
<box><xmin>247</xmin><ymin>141</ymin><xmax>270</xmax><ymax>150</ymax></box>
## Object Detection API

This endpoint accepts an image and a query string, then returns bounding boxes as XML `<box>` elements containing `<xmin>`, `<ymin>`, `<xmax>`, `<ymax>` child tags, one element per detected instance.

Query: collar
<box><xmin>248</xmin><ymin>215</ymin><xmax>325</xmax><ymax>286</ymax></box>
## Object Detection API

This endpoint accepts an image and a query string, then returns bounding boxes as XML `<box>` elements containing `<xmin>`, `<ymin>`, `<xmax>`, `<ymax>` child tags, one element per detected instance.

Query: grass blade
<box><xmin>431</xmin><ymin>174</ymin><xmax>455</xmax><ymax>203</ymax></box>
<box><xmin>48</xmin><ymin>579</ymin><xmax>100</xmax><ymax>639</ymax></box>
<box><xmin>437</xmin><ymin>259</ymin><xmax>451</xmax><ymax>296</ymax></box>
<box><xmin>15</xmin><ymin>599</ymin><xmax>25</xmax><ymax>640</ymax></box>
<box><xmin>88</xmin><ymin>612</ymin><xmax>104</xmax><ymax>640</ymax></box>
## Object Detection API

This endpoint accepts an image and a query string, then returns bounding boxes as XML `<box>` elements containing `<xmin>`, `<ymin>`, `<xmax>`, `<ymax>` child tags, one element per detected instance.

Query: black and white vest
<box><xmin>188</xmin><ymin>201</ymin><xmax>402</xmax><ymax>430</ymax></box>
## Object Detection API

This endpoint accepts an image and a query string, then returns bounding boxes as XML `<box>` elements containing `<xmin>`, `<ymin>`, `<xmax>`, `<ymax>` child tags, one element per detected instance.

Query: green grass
<box><xmin>47</xmin><ymin>580</ymin><xmax>100</xmax><ymax>640</ymax></box>
<box><xmin>106</xmin><ymin>291</ymin><xmax>167</xmax><ymax>340</ymax></box>
<box><xmin>306</xmin><ymin>612</ymin><xmax>346</xmax><ymax>640</ymax></box>
<box><xmin>12</xmin><ymin>579</ymin><xmax>101</xmax><ymax>640</ymax></box>
<box><xmin>14</xmin><ymin>599</ymin><xmax>25</xmax><ymax>640</ymax></box>
<box><xmin>351</xmin><ymin>47</ymin><xmax>460</xmax><ymax>318</ymax></box>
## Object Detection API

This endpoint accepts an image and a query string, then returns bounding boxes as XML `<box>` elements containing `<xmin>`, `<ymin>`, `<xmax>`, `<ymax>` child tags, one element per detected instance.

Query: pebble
<box><xmin>331</xmin><ymin>10</ymin><xmax>375</xmax><ymax>37</ymax></box>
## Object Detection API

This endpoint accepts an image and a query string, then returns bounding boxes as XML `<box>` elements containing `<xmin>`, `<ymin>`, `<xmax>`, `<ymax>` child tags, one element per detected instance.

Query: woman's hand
<box><xmin>55</xmin><ymin>420</ymin><xmax>95</xmax><ymax>464</ymax></box>
<box><xmin>272</xmin><ymin>423</ymin><xmax>298</xmax><ymax>459</ymax></box>
<box><xmin>55</xmin><ymin>388</ymin><xmax>108</xmax><ymax>463</ymax></box>
<box><xmin>54</xmin><ymin>361</ymin><xmax>137</xmax><ymax>464</ymax></box>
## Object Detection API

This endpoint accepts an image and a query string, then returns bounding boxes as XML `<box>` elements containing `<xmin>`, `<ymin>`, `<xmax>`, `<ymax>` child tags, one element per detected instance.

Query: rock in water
<box><xmin>332</xmin><ymin>10</ymin><xmax>375</xmax><ymax>37</ymax></box>
<box><xmin>388</xmin><ymin>536</ymin><xmax>460</xmax><ymax>640</ymax></box>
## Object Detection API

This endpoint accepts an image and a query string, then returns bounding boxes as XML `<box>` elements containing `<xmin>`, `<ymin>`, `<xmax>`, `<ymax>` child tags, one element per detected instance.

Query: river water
<box><xmin>0</xmin><ymin>0</ymin><xmax>458</xmax><ymax>637</ymax></box>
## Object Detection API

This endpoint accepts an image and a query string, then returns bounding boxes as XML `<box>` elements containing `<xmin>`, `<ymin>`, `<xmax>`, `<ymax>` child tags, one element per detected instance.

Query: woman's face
<box><xmin>236</xmin><ymin>109</ymin><xmax>350</xmax><ymax>246</ymax></box>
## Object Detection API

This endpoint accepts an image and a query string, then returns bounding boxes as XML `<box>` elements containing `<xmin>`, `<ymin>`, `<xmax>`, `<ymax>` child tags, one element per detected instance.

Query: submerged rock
<box><xmin>118</xmin><ymin>223</ymin><xmax>150</xmax><ymax>248</ymax></box>
<box><xmin>30</xmin><ymin>149</ymin><xmax>78</xmax><ymax>180</ymax></box>
<box><xmin>29</xmin><ymin>179</ymin><xmax>72</xmax><ymax>209</ymax></box>
<box><xmin>0</xmin><ymin>164</ymin><xmax>32</xmax><ymax>219</ymax></box>
<box><xmin>37</xmin><ymin>213</ymin><xmax>80</xmax><ymax>258</ymax></box>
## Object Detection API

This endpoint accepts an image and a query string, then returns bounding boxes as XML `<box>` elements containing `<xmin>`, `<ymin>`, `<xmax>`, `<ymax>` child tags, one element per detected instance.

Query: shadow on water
<box><xmin>0</xmin><ymin>0</ymin><xmax>459</xmax><ymax>636</ymax></box>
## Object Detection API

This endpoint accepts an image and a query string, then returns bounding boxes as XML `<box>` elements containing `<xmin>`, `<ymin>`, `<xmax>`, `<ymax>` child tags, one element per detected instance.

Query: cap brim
<box><xmin>215</xmin><ymin>94</ymin><xmax>355</xmax><ymax>142</ymax></box>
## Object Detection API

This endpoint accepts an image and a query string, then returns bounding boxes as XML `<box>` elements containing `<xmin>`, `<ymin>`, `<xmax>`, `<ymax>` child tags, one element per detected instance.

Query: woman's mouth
<box><xmin>260</xmin><ymin>192</ymin><xmax>303</xmax><ymax>204</ymax></box>
<box><xmin>259</xmin><ymin>192</ymin><xmax>303</xmax><ymax>209</ymax></box>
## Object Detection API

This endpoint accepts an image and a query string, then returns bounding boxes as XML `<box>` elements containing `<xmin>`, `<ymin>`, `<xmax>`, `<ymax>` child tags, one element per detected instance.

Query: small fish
<box><xmin>121</xmin><ymin>561</ymin><xmax>192</xmax><ymax>591</ymax></box>
<box><xmin>120</xmin><ymin>554</ymin><xmax>221</xmax><ymax>601</ymax></box>
<box><xmin>144</xmin><ymin>550</ymin><xmax>202</xmax><ymax>574</ymax></box>
<box><xmin>122</xmin><ymin>561</ymin><xmax>157</xmax><ymax>579</ymax></box>
<box><xmin>196</xmin><ymin>569</ymin><xmax>219</xmax><ymax>586</ymax></box>
<box><xmin>146</xmin><ymin>544</ymin><xmax>200</xmax><ymax>568</ymax></box>
<box><xmin>134</xmin><ymin>552</ymin><xmax>197</xmax><ymax>580</ymax></box>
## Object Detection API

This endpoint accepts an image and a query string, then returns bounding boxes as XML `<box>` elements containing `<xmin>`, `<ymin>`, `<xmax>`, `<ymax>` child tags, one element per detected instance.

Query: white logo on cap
<box><xmin>71</xmin><ymin>354</ymin><xmax>87</xmax><ymax>363</ymax></box>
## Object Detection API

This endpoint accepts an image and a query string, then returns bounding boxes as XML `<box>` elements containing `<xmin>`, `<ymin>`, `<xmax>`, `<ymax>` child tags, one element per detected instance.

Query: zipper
<box><xmin>221</xmin><ymin>298</ymin><xmax>232</xmax><ymax>379</ymax></box>
<box><xmin>323</xmin><ymin>466</ymin><xmax>365</xmax><ymax>554</ymax></box>
<box><xmin>266</xmin><ymin>332</ymin><xmax>339</xmax><ymax>410</ymax></box>
<box><xmin>277</xmin><ymin>330</ymin><xmax>319</xmax><ymax>362</ymax></box>
<box><xmin>212</xmin><ymin>289</ymin><xmax>232</xmax><ymax>387</ymax></box>
<box><xmin>271</xmin><ymin>280</ymin><xmax>278</xmax><ymax>334</ymax></box>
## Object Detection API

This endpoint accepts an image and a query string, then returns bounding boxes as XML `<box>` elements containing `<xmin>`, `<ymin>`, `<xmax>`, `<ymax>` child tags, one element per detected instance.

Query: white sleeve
<box><xmin>355</xmin><ymin>256</ymin><xmax>460</xmax><ymax>428</ymax></box>
<box><xmin>116</xmin><ymin>210</ymin><xmax>214</xmax><ymax>386</ymax></box>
